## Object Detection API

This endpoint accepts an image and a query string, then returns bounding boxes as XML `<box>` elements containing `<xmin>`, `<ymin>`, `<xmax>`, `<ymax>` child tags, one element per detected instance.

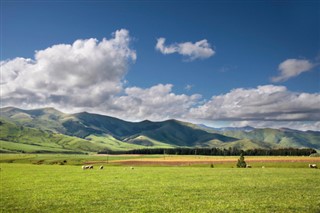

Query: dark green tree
<box><xmin>236</xmin><ymin>152</ymin><xmax>247</xmax><ymax>168</ymax></box>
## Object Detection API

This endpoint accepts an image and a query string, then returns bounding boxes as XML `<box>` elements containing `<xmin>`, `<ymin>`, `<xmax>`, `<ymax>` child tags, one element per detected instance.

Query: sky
<box><xmin>1</xmin><ymin>1</ymin><xmax>320</xmax><ymax>130</ymax></box>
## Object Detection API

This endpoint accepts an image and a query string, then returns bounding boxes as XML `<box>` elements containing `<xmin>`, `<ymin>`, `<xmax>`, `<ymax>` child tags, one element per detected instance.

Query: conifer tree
<box><xmin>237</xmin><ymin>152</ymin><xmax>247</xmax><ymax>168</ymax></box>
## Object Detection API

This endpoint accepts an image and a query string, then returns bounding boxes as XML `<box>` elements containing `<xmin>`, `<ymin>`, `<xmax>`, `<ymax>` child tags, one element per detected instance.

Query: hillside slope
<box><xmin>0</xmin><ymin>118</ymin><xmax>147</xmax><ymax>153</ymax></box>
<box><xmin>1</xmin><ymin>107</ymin><xmax>319</xmax><ymax>152</ymax></box>
<box><xmin>220</xmin><ymin>128</ymin><xmax>320</xmax><ymax>150</ymax></box>
<box><xmin>1</xmin><ymin>107</ymin><xmax>239</xmax><ymax>148</ymax></box>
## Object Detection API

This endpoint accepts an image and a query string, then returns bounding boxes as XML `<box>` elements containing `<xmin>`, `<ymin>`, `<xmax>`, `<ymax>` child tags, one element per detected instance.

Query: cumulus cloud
<box><xmin>107</xmin><ymin>84</ymin><xmax>202</xmax><ymax>121</ymax></box>
<box><xmin>271</xmin><ymin>59</ymin><xmax>316</xmax><ymax>82</ymax></box>
<box><xmin>1</xmin><ymin>29</ymin><xmax>136</xmax><ymax>109</ymax></box>
<box><xmin>155</xmin><ymin>37</ymin><xmax>215</xmax><ymax>61</ymax></box>
<box><xmin>189</xmin><ymin>85</ymin><xmax>320</xmax><ymax>121</ymax></box>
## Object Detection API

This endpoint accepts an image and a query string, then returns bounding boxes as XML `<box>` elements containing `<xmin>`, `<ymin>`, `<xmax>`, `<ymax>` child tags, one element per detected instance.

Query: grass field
<box><xmin>0</xmin><ymin>154</ymin><xmax>158</xmax><ymax>165</ymax></box>
<box><xmin>1</xmin><ymin>155</ymin><xmax>320</xmax><ymax>212</ymax></box>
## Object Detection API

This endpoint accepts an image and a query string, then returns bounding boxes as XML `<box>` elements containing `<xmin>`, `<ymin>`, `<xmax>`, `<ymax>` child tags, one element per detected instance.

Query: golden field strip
<box><xmin>96</xmin><ymin>155</ymin><xmax>320</xmax><ymax>167</ymax></box>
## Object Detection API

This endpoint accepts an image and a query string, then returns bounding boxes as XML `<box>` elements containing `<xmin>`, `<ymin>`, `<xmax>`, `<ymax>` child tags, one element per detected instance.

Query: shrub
<box><xmin>236</xmin><ymin>153</ymin><xmax>247</xmax><ymax>168</ymax></box>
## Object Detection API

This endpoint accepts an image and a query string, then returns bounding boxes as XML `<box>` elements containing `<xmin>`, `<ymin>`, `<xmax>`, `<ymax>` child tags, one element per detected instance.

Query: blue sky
<box><xmin>1</xmin><ymin>1</ymin><xmax>320</xmax><ymax>130</ymax></box>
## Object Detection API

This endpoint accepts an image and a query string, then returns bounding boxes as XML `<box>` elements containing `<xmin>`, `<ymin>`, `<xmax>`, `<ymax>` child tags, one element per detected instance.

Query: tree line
<box><xmin>98</xmin><ymin>147</ymin><xmax>317</xmax><ymax>156</ymax></box>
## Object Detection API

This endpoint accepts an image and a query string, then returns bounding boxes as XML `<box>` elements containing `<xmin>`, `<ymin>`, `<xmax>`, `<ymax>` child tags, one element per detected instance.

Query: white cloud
<box><xmin>155</xmin><ymin>37</ymin><xmax>215</xmax><ymax>61</ymax></box>
<box><xmin>189</xmin><ymin>85</ymin><xmax>320</xmax><ymax>122</ymax></box>
<box><xmin>107</xmin><ymin>84</ymin><xmax>202</xmax><ymax>121</ymax></box>
<box><xmin>0</xmin><ymin>58</ymin><xmax>33</xmax><ymax>85</ymax></box>
<box><xmin>1</xmin><ymin>29</ymin><xmax>136</xmax><ymax>108</ymax></box>
<box><xmin>271</xmin><ymin>59</ymin><xmax>316</xmax><ymax>82</ymax></box>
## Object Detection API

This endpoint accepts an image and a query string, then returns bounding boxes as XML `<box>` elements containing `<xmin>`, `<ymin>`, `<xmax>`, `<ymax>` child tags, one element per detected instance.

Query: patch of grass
<box><xmin>0</xmin><ymin>154</ymin><xmax>159</xmax><ymax>165</ymax></box>
<box><xmin>86</xmin><ymin>135</ymin><xmax>147</xmax><ymax>151</ymax></box>
<box><xmin>125</xmin><ymin>135</ymin><xmax>176</xmax><ymax>148</ymax></box>
<box><xmin>0</xmin><ymin>140</ymin><xmax>77</xmax><ymax>154</ymax></box>
<box><xmin>0</xmin><ymin>163</ymin><xmax>319</xmax><ymax>212</ymax></box>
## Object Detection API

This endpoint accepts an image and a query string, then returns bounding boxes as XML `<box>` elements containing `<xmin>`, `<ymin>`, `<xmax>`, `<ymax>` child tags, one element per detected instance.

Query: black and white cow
<box><xmin>309</xmin><ymin>164</ymin><xmax>317</xmax><ymax>169</ymax></box>
<box><xmin>82</xmin><ymin>165</ymin><xmax>94</xmax><ymax>170</ymax></box>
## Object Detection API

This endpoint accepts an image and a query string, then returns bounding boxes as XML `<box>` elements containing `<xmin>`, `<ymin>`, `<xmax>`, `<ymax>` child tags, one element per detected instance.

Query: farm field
<box><xmin>1</xmin><ymin>154</ymin><xmax>320</xmax><ymax>167</ymax></box>
<box><xmin>1</xmin><ymin>155</ymin><xmax>320</xmax><ymax>212</ymax></box>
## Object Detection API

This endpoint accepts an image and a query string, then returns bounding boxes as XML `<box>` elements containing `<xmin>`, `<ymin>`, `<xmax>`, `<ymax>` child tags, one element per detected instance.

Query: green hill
<box><xmin>1</xmin><ymin>107</ymin><xmax>238</xmax><ymax>147</ymax></box>
<box><xmin>1</xmin><ymin>107</ymin><xmax>319</xmax><ymax>153</ymax></box>
<box><xmin>0</xmin><ymin>118</ymin><xmax>81</xmax><ymax>153</ymax></box>
<box><xmin>0</xmin><ymin>118</ymin><xmax>144</xmax><ymax>153</ymax></box>
<box><xmin>220</xmin><ymin>128</ymin><xmax>320</xmax><ymax>150</ymax></box>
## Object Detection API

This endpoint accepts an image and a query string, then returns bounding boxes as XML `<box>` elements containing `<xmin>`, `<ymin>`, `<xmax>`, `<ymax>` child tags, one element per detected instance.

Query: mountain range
<box><xmin>1</xmin><ymin>107</ymin><xmax>319</xmax><ymax>153</ymax></box>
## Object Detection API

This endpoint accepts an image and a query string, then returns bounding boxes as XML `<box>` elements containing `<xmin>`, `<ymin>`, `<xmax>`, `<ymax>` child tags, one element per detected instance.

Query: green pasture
<box><xmin>0</xmin><ymin>154</ymin><xmax>158</xmax><ymax>165</ymax></box>
<box><xmin>1</xmin><ymin>160</ymin><xmax>320</xmax><ymax>212</ymax></box>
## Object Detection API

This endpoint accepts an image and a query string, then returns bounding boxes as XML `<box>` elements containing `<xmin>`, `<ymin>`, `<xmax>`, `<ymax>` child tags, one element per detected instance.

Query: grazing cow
<box><xmin>246</xmin><ymin>165</ymin><xmax>252</xmax><ymax>168</ymax></box>
<box><xmin>82</xmin><ymin>165</ymin><xmax>93</xmax><ymax>170</ymax></box>
<box><xmin>82</xmin><ymin>165</ymin><xmax>90</xmax><ymax>170</ymax></box>
<box><xmin>309</xmin><ymin>164</ymin><xmax>317</xmax><ymax>169</ymax></box>
<box><xmin>99</xmin><ymin>165</ymin><xmax>104</xmax><ymax>170</ymax></box>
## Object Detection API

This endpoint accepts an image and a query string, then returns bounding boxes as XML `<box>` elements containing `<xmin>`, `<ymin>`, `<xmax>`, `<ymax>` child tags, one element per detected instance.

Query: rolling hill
<box><xmin>222</xmin><ymin>128</ymin><xmax>320</xmax><ymax>150</ymax></box>
<box><xmin>0</xmin><ymin>118</ymin><xmax>155</xmax><ymax>153</ymax></box>
<box><xmin>197</xmin><ymin>124</ymin><xmax>320</xmax><ymax>151</ymax></box>
<box><xmin>1</xmin><ymin>107</ymin><xmax>319</xmax><ymax>153</ymax></box>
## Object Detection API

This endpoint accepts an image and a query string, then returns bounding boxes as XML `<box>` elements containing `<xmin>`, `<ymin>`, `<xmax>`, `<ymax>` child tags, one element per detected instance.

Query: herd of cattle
<box><xmin>82</xmin><ymin>165</ymin><xmax>103</xmax><ymax>170</ymax></box>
